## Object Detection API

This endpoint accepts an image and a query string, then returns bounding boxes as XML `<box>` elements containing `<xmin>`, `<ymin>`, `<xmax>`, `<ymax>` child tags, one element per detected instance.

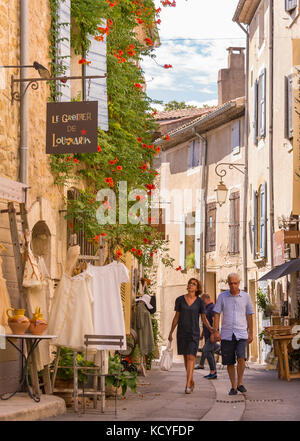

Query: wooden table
<box><xmin>273</xmin><ymin>334</ymin><xmax>300</xmax><ymax>381</ymax></box>
<box><xmin>0</xmin><ymin>334</ymin><xmax>56</xmax><ymax>402</ymax></box>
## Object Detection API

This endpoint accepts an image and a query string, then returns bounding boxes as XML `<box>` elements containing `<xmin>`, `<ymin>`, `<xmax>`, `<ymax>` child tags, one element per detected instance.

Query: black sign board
<box><xmin>46</xmin><ymin>101</ymin><xmax>98</xmax><ymax>154</ymax></box>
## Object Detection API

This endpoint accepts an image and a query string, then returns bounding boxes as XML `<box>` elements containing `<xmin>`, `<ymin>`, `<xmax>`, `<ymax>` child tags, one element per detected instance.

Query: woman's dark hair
<box><xmin>187</xmin><ymin>278</ymin><xmax>203</xmax><ymax>297</ymax></box>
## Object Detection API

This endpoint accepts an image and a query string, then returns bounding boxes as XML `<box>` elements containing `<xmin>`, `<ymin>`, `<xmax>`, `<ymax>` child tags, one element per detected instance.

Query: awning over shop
<box><xmin>258</xmin><ymin>259</ymin><xmax>300</xmax><ymax>281</ymax></box>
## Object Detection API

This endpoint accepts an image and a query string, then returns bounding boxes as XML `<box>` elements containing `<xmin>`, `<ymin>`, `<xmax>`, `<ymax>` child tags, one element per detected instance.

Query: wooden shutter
<box><xmin>260</xmin><ymin>182</ymin><xmax>267</xmax><ymax>258</ymax></box>
<box><xmin>193</xmin><ymin>140</ymin><xmax>200</xmax><ymax>167</ymax></box>
<box><xmin>232</xmin><ymin>120</ymin><xmax>240</xmax><ymax>154</ymax></box>
<box><xmin>253</xmin><ymin>190</ymin><xmax>258</xmax><ymax>259</ymax></box>
<box><xmin>254</xmin><ymin>79</ymin><xmax>258</xmax><ymax>145</ymax></box>
<box><xmin>85</xmin><ymin>21</ymin><xmax>109</xmax><ymax>131</ymax></box>
<box><xmin>194</xmin><ymin>209</ymin><xmax>201</xmax><ymax>269</ymax></box>
<box><xmin>188</xmin><ymin>143</ymin><xmax>193</xmax><ymax>169</ymax></box>
<box><xmin>285</xmin><ymin>74</ymin><xmax>294</xmax><ymax>139</ymax></box>
<box><xmin>286</xmin><ymin>0</ymin><xmax>298</xmax><ymax>12</ymax></box>
<box><xmin>259</xmin><ymin>69</ymin><xmax>266</xmax><ymax>137</ymax></box>
<box><xmin>206</xmin><ymin>203</ymin><xmax>216</xmax><ymax>252</ymax></box>
<box><xmin>57</xmin><ymin>0</ymin><xmax>71</xmax><ymax>102</ymax></box>
<box><xmin>229</xmin><ymin>192</ymin><xmax>240</xmax><ymax>254</ymax></box>
<box><xmin>180</xmin><ymin>214</ymin><xmax>186</xmax><ymax>269</ymax></box>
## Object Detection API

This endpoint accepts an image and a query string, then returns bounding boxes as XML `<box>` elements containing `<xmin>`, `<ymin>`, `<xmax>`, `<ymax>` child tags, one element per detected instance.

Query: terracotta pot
<box><xmin>29</xmin><ymin>307</ymin><xmax>48</xmax><ymax>335</ymax></box>
<box><xmin>6</xmin><ymin>308</ymin><xmax>30</xmax><ymax>335</ymax></box>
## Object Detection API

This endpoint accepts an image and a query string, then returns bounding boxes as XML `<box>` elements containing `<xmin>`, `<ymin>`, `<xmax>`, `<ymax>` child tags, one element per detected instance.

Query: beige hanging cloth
<box><xmin>0</xmin><ymin>255</ymin><xmax>12</xmax><ymax>334</ymax></box>
<box><xmin>23</xmin><ymin>231</ymin><xmax>50</xmax><ymax>371</ymax></box>
<box><xmin>22</xmin><ymin>230</ymin><xmax>43</xmax><ymax>288</ymax></box>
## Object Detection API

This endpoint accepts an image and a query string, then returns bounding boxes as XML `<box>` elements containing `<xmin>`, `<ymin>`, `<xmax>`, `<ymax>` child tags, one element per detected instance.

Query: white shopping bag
<box><xmin>160</xmin><ymin>341</ymin><xmax>173</xmax><ymax>371</ymax></box>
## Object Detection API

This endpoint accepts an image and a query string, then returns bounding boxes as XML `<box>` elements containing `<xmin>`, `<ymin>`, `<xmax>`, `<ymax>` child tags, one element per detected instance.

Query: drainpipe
<box><xmin>19</xmin><ymin>0</ymin><xmax>29</xmax><ymax>185</ymax></box>
<box><xmin>194</xmin><ymin>130</ymin><xmax>207</xmax><ymax>289</ymax></box>
<box><xmin>234</xmin><ymin>21</ymin><xmax>249</xmax><ymax>292</ymax></box>
<box><xmin>269</xmin><ymin>0</ymin><xmax>275</xmax><ymax>269</ymax></box>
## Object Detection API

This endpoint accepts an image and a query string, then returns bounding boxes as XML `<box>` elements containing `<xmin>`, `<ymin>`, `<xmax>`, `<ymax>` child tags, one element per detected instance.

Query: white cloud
<box><xmin>143</xmin><ymin>0</ymin><xmax>245</xmax><ymax>103</ymax></box>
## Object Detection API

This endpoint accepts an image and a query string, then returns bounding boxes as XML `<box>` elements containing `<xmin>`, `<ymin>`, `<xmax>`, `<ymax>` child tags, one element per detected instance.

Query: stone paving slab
<box><xmin>0</xmin><ymin>393</ymin><xmax>66</xmax><ymax>421</ymax></box>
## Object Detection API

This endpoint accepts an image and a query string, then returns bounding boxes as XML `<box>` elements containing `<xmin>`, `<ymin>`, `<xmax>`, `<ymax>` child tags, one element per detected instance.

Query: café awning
<box><xmin>258</xmin><ymin>259</ymin><xmax>300</xmax><ymax>281</ymax></box>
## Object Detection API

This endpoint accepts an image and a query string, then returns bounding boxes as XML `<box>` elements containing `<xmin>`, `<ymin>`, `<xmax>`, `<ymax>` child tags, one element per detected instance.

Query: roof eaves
<box><xmin>155</xmin><ymin>98</ymin><xmax>245</xmax><ymax>146</ymax></box>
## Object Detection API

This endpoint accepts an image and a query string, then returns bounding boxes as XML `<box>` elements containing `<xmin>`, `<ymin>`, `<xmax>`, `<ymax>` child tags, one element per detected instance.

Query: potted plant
<box><xmin>50</xmin><ymin>347</ymin><xmax>95</xmax><ymax>406</ymax></box>
<box><xmin>256</xmin><ymin>288</ymin><xmax>276</xmax><ymax>317</ymax></box>
<box><xmin>105</xmin><ymin>352</ymin><xmax>138</xmax><ymax>397</ymax></box>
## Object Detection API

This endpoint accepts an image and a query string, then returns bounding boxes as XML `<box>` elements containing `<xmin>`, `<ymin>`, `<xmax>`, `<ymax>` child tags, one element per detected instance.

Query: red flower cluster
<box><xmin>163</xmin><ymin>64</ymin><xmax>172</xmax><ymax>69</ymax></box>
<box><xmin>176</xmin><ymin>266</ymin><xmax>182</xmax><ymax>271</ymax></box>
<box><xmin>115</xmin><ymin>249</ymin><xmax>123</xmax><ymax>259</ymax></box>
<box><xmin>134</xmin><ymin>83</ymin><xmax>143</xmax><ymax>91</ymax></box>
<box><xmin>164</xmin><ymin>134</ymin><xmax>170</xmax><ymax>141</ymax></box>
<box><xmin>144</xmin><ymin>38</ymin><xmax>154</xmax><ymax>46</ymax></box>
<box><xmin>109</xmin><ymin>157</ymin><xmax>119</xmax><ymax>165</ymax></box>
<box><xmin>126</xmin><ymin>44</ymin><xmax>136</xmax><ymax>57</ymax></box>
<box><xmin>113</xmin><ymin>49</ymin><xmax>127</xmax><ymax>63</ymax></box>
<box><xmin>97</xmin><ymin>19</ymin><xmax>113</xmax><ymax>36</ymax></box>
<box><xmin>78</xmin><ymin>58</ymin><xmax>91</xmax><ymax>65</ymax></box>
<box><xmin>106</xmin><ymin>0</ymin><xmax>118</xmax><ymax>7</ymax></box>
<box><xmin>105</xmin><ymin>177</ymin><xmax>114</xmax><ymax>188</ymax></box>
<box><xmin>161</xmin><ymin>0</ymin><xmax>176</xmax><ymax>6</ymax></box>
<box><xmin>97</xmin><ymin>145</ymin><xmax>102</xmax><ymax>152</ymax></box>
<box><xmin>131</xmin><ymin>247</ymin><xmax>143</xmax><ymax>257</ymax></box>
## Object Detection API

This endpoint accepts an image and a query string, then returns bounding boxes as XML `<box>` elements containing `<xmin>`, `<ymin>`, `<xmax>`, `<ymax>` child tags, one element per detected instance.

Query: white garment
<box><xmin>48</xmin><ymin>272</ymin><xmax>94</xmax><ymax>351</ymax></box>
<box><xmin>87</xmin><ymin>261</ymin><xmax>129</xmax><ymax>350</ymax></box>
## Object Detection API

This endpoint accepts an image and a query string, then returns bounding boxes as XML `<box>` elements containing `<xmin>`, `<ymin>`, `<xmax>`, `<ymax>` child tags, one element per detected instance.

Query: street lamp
<box><xmin>214</xmin><ymin>162</ymin><xmax>246</xmax><ymax>207</ymax></box>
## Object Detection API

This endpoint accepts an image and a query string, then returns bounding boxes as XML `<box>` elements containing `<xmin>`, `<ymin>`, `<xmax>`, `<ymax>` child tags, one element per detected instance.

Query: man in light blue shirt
<box><xmin>212</xmin><ymin>273</ymin><xmax>254</xmax><ymax>396</ymax></box>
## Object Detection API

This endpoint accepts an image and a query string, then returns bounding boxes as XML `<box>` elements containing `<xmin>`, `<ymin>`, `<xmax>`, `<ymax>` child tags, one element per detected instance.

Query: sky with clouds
<box><xmin>142</xmin><ymin>0</ymin><xmax>246</xmax><ymax>110</ymax></box>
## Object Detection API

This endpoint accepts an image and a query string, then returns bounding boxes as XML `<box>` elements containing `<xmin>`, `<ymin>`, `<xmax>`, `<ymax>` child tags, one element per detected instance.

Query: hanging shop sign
<box><xmin>292</xmin><ymin>39</ymin><xmax>300</xmax><ymax>214</ymax></box>
<box><xmin>46</xmin><ymin>101</ymin><xmax>98</xmax><ymax>154</ymax></box>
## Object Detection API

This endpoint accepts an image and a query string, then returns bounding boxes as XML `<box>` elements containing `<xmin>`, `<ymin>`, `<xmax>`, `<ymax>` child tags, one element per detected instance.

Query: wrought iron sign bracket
<box><xmin>215</xmin><ymin>162</ymin><xmax>246</xmax><ymax>181</ymax></box>
<box><xmin>10</xmin><ymin>74</ymin><xmax>107</xmax><ymax>104</ymax></box>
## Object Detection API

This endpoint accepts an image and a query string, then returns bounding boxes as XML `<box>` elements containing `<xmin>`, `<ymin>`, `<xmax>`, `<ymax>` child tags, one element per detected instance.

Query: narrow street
<box><xmin>42</xmin><ymin>362</ymin><xmax>300</xmax><ymax>421</ymax></box>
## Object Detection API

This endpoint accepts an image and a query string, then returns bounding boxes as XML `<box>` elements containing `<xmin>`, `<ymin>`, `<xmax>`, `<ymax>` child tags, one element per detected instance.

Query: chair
<box><xmin>77</xmin><ymin>335</ymin><xmax>124</xmax><ymax>415</ymax></box>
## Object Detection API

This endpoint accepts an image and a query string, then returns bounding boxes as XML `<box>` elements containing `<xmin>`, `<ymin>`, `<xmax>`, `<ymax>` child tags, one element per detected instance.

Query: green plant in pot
<box><xmin>106</xmin><ymin>352</ymin><xmax>137</xmax><ymax>396</ymax></box>
<box><xmin>51</xmin><ymin>347</ymin><xmax>95</xmax><ymax>385</ymax></box>
<box><xmin>256</xmin><ymin>288</ymin><xmax>275</xmax><ymax>317</ymax></box>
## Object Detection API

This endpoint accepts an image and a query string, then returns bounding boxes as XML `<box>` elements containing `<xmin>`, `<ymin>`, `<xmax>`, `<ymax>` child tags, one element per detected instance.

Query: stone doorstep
<box><xmin>0</xmin><ymin>393</ymin><xmax>66</xmax><ymax>421</ymax></box>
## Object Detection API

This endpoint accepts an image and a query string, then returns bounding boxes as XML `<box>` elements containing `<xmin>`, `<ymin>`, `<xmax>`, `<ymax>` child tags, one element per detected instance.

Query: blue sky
<box><xmin>142</xmin><ymin>0</ymin><xmax>246</xmax><ymax>110</ymax></box>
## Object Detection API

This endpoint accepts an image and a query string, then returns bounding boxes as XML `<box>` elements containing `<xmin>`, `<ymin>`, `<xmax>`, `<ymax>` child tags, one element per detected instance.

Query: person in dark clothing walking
<box><xmin>195</xmin><ymin>294</ymin><xmax>219</xmax><ymax>379</ymax></box>
<box><xmin>168</xmin><ymin>278</ymin><xmax>213</xmax><ymax>394</ymax></box>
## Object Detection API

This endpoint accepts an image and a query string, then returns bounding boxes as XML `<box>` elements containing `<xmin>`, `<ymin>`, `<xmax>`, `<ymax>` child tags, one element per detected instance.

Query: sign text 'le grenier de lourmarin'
<box><xmin>46</xmin><ymin>101</ymin><xmax>98</xmax><ymax>154</ymax></box>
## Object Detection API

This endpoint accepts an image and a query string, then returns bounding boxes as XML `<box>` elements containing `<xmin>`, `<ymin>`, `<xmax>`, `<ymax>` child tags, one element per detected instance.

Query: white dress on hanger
<box><xmin>86</xmin><ymin>261</ymin><xmax>129</xmax><ymax>351</ymax></box>
<box><xmin>48</xmin><ymin>271</ymin><xmax>94</xmax><ymax>351</ymax></box>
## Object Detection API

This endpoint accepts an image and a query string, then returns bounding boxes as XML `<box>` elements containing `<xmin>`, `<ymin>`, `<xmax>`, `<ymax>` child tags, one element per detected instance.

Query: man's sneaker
<box><xmin>204</xmin><ymin>373</ymin><xmax>217</xmax><ymax>379</ymax></box>
<box><xmin>237</xmin><ymin>385</ymin><xmax>247</xmax><ymax>393</ymax></box>
<box><xmin>229</xmin><ymin>388</ymin><xmax>238</xmax><ymax>396</ymax></box>
<box><xmin>195</xmin><ymin>365</ymin><xmax>204</xmax><ymax>370</ymax></box>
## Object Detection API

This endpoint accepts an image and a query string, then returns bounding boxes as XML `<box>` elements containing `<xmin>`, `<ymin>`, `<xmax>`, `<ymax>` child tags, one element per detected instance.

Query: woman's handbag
<box><xmin>160</xmin><ymin>341</ymin><xmax>173</xmax><ymax>371</ymax></box>
<box><xmin>210</xmin><ymin>331</ymin><xmax>221</xmax><ymax>343</ymax></box>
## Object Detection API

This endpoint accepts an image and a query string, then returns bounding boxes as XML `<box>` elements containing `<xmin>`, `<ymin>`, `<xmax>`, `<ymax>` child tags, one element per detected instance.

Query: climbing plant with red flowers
<box><xmin>49</xmin><ymin>0</ymin><xmax>175</xmax><ymax>268</ymax></box>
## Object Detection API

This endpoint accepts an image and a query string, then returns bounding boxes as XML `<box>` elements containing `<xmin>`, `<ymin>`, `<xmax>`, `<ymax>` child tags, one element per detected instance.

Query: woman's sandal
<box><xmin>191</xmin><ymin>381</ymin><xmax>195</xmax><ymax>392</ymax></box>
<box><xmin>185</xmin><ymin>387</ymin><xmax>192</xmax><ymax>394</ymax></box>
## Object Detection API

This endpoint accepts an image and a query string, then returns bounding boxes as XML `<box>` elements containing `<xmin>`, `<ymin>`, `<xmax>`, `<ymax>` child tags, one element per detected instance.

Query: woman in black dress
<box><xmin>168</xmin><ymin>278</ymin><xmax>213</xmax><ymax>394</ymax></box>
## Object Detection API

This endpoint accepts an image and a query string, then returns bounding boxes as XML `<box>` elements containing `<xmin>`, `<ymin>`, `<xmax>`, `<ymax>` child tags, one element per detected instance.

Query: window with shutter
<box><xmin>232</xmin><ymin>120</ymin><xmax>240</xmax><ymax>155</ymax></box>
<box><xmin>259</xmin><ymin>182</ymin><xmax>267</xmax><ymax>258</ymax></box>
<box><xmin>229</xmin><ymin>192</ymin><xmax>240</xmax><ymax>254</ymax></box>
<box><xmin>153</xmin><ymin>208</ymin><xmax>165</xmax><ymax>239</ymax></box>
<box><xmin>253</xmin><ymin>190</ymin><xmax>258</xmax><ymax>259</ymax></box>
<box><xmin>286</xmin><ymin>0</ymin><xmax>298</xmax><ymax>12</ymax></box>
<box><xmin>194</xmin><ymin>209</ymin><xmax>201</xmax><ymax>269</ymax></box>
<box><xmin>285</xmin><ymin>74</ymin><xmax>294</xmax><ymax>139</ymax></box>
<box><xmin>254</xmin><ymin>80</ymin><xmax>258</xmax><ymax>145</ymax></box>
<box><xmin>57</xmin><ymin>0</ymin><xmax>71</xmax><ymax>102</ymax></box>
<box><xmin>85</xmin><ymin>20</ymin><xmax>109</xmax><ymax>131</ymax></box>
<box><xmin>259</xmin><ymin>69</ymin><xmax>266</xmax><ymax>137</ymax></box>
<box><xmin>188</xmin><ymin>140</ymin><xmax>200</xmax><ymax>169</ymax></box>
<box><xmin>206</xmin><ymin>203</ymin><xmax>216</xmax><ymax>252</ymax></box>
<box><xmin>67</xmin><ymin>188</ymin><xmax>96</xmax><ymax>256</ymax></box>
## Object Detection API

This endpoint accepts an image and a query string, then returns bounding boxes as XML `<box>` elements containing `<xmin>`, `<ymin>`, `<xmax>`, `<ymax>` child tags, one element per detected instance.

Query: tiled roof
<box><xmin>155</xmin><ymin>97</ymin><xmax>245</xmax><ymax>143</ymax></box>
<box><xmin>154</xmin><ymin>107</ymin><xmax>215</xmax><ymax>121</ymax></box>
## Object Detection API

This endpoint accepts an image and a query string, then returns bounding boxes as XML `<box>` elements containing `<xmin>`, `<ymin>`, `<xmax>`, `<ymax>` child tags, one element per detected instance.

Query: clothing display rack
<box><xmin>0</xmin><ymin>202</ymin><xmax>52</xmax><ymax>396</ymax></box>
